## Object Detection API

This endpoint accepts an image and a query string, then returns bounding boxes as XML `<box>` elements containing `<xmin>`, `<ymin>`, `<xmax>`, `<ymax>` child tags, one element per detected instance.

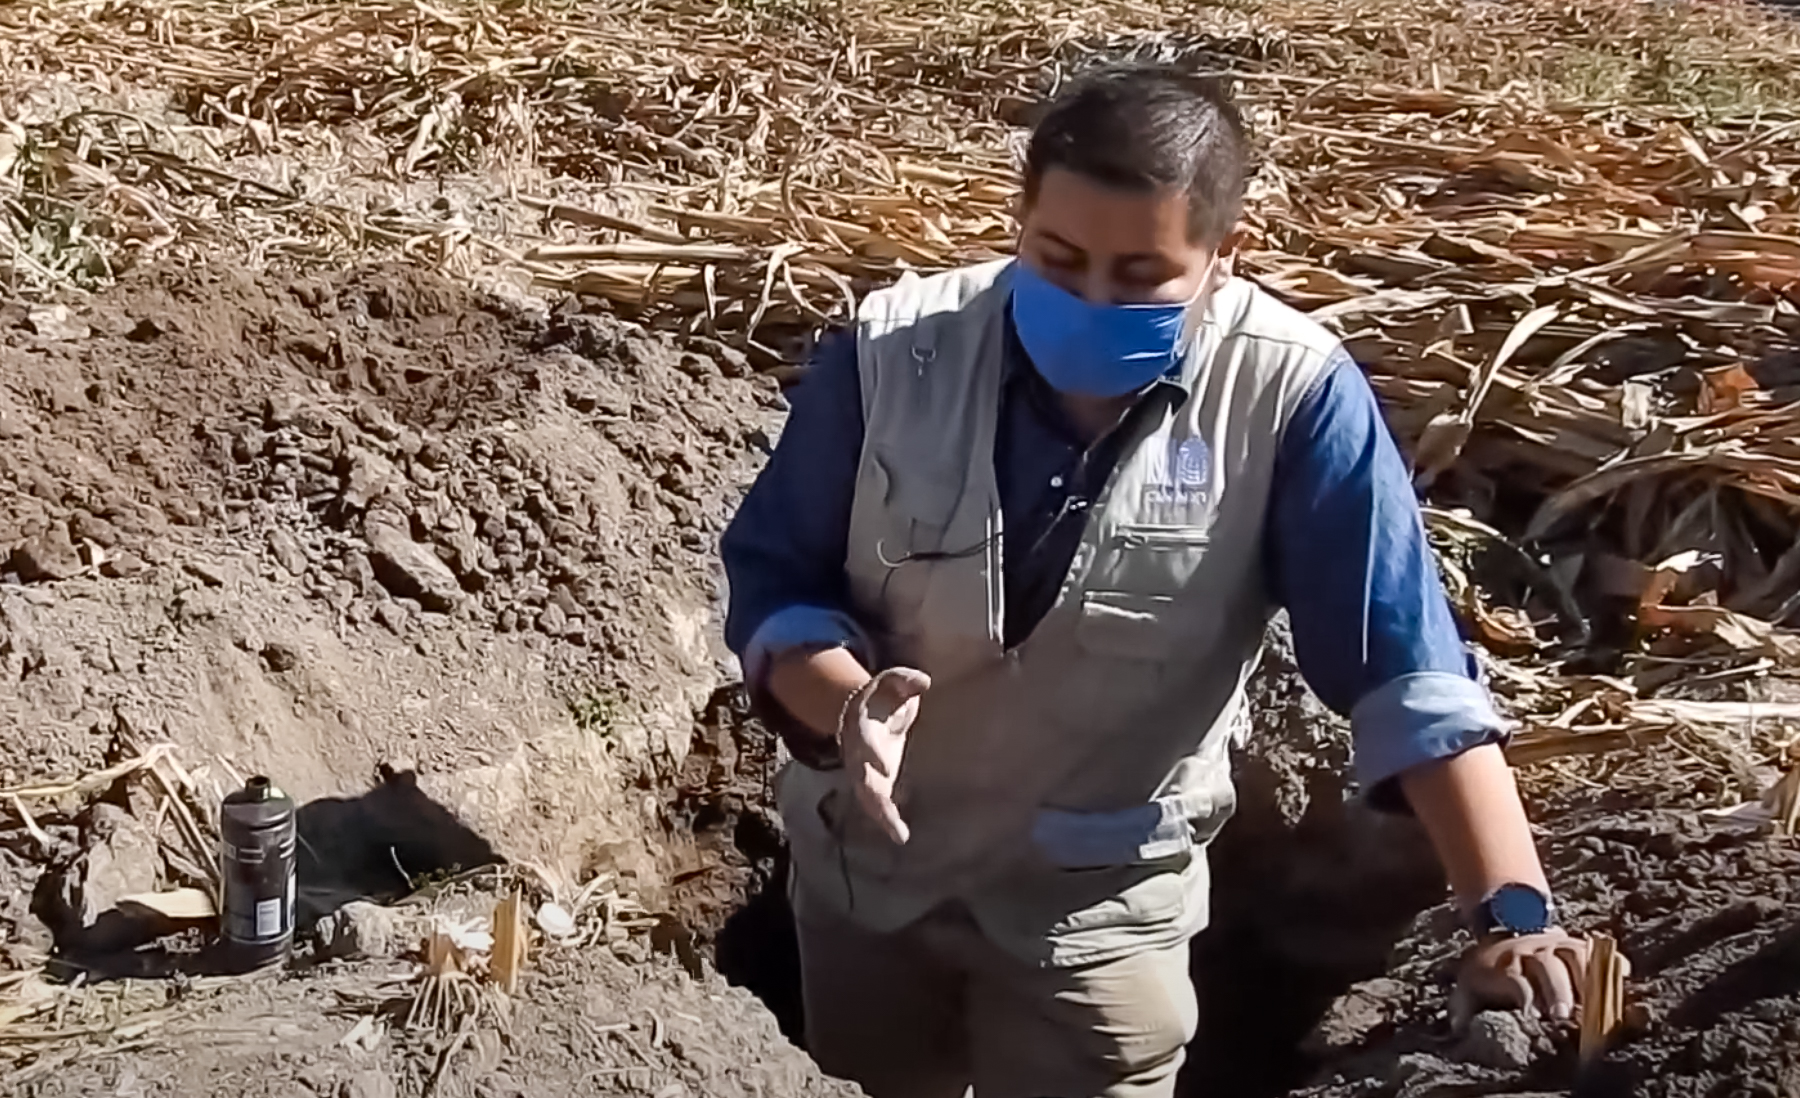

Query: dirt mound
<box><xmin>1294</xmin><ymin>799</ymin><xmax>1800</xmax><ymax>1098</ymax></box>
<box><xmin>0</xmin><ymin>256</ymin><xmax>773</xmax><ymax>799</ymax></box>
<box><xmin>0</xmin><ymin>259</ymin><xmax>812</xmax><ymax>1094</ymax></box>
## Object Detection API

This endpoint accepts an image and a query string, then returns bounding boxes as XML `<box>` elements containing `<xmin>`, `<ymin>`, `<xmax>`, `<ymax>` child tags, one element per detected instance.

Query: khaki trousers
<box><xmin>794</xmin><ymin>885</ymin><xmax>1198</xmax><ymax>1098</ymax></box>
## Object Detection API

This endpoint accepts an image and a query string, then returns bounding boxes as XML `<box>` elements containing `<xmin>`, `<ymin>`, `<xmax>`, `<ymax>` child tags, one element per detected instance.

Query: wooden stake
<box><xmin>1579</xmin><ymin>933</ymin><xmax>1626</xmax><ymax>1064</ymax></box>
<box><xmin>490</xmin><ymin>890</ymin><xmax>528</xmax><ymax>996</ymax></box>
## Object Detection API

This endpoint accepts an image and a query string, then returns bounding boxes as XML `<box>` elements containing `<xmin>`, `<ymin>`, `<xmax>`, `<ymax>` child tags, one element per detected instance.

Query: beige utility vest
<box><xmin>776</xmin><ymin>258</ymin><xmax>1339</xmax><ymax>967</ymax></box>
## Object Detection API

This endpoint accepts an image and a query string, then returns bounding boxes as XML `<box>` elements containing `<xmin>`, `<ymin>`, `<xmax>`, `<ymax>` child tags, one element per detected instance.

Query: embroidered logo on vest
<box><xmin>1144</xmin><ymin>436</ymin><xmax>1211</xmax><ymax>506</ymax></box>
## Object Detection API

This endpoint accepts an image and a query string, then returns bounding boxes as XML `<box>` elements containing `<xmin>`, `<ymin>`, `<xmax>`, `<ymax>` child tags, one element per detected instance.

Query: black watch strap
<box><xmin>783</xmin><ymin>726</ymin><xmax>844</xmax><ymax>771</ymax></box>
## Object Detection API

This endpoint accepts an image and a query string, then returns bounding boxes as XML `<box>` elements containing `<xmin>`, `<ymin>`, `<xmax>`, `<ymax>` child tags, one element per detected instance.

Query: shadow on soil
<box><xmin>35</xmin><ymin>767</ymin><xmax>499</xmax><ymax>983</ymax></box>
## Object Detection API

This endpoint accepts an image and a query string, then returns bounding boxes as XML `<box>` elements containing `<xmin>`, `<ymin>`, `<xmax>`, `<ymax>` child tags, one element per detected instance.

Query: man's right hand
<box><xmin>839</xmin><ymin>667</ymin><xmax>932</xmax><ymax>844</ymax></box>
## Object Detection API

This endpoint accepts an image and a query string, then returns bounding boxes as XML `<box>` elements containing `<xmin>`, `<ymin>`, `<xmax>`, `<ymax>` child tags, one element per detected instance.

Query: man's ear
<box><xmin>1012</xmin><ymin>194</ymin><xmax>1034</xmax><ymax>248</ymax></box>
<box><xmin>1213</xmin><ymin>226</ymin><xmax>1246</xmax><ymax>284</ymax></box>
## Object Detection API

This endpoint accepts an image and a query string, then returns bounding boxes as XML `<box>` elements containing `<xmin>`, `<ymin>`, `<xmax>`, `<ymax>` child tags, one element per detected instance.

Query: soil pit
<box><xmin>661</xmin><ymin>630</ymin><xmax>1800</xmax><ymax>1098</ymax></box>
<box><xmin>666</xmin><ymin>625</ymin><xmax>1458</xmax><ymax>1098</ymax></box>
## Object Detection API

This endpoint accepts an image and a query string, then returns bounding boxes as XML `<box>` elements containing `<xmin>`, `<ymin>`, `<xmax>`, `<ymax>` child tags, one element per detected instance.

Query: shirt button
<box><xmin>1050</xmin><ymin>475</ymin><xmax>1065</xmax><ymax>489</ymax></box>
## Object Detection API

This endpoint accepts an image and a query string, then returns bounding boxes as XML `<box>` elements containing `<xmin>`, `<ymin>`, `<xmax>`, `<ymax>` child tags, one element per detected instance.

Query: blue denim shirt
<box><xmin>720</xmin><ymin>320</ymin><xmax>1507</xmax><ymax>802</ymax></box>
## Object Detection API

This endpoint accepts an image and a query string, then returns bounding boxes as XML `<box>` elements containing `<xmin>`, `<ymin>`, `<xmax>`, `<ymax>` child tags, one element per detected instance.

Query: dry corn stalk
<box><xmin>1579</xmin><ymin>934</ymin><xmax>1626</xmax><ymax>1064</ymax></box>
<box><xmin>407</xmin><ymin>932</ymin><xmax>481</xmax><ymax>1033</ymax></box>
<box><xmin>1772</xmin><ymin>760</ymin><xmax>1800</xmax><ymax>837</ymax></box>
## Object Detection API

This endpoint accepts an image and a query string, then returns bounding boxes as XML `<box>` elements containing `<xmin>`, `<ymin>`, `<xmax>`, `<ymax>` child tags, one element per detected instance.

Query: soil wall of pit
<box><xmin>0</xmin><ymin>261</ymin><xmax>778</xmax><ymax>924</ymax></box>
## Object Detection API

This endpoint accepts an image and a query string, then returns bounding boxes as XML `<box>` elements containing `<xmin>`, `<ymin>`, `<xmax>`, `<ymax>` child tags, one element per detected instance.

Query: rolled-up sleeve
<box><xmin>1265</xmin><ymin>347</ymin><xmax>1511</xmax><ymax>807</ymax></box>
<box><xmin>721</xmin><ymin>330</ymin><xmax>872</xmax><ymax>695</ymax></box>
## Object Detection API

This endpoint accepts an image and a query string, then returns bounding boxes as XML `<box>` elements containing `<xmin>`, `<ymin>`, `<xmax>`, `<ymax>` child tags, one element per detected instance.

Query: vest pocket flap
<box><xmin>1113</xmin><ymin>523</ymin><xmax>1212</xmax><ymax>550</ymax></box>
<box><xmin>1075</xmin><ymin>591</ymin><xmax>1177</xmax><ymax>661</ymax></box>
<box><xmin>869</xmin><ymin>448</ymin><xmax>962</xmax><ymax>534</ymax></box>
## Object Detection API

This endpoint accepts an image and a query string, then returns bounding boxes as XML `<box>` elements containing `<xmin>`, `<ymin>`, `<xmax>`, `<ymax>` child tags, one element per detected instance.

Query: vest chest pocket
<box><xmin>1050</xmin><ymin>590</ymin><xmax>1181</xmax><ymax>732</ymax></box>
<box><xmin>1072</xmin><ymin>591</ymin><xmax>1178</xmax><ymax>663</ymax></box>
<box><xmin>857</xmin><ymin>449</ymin><xmax>969</xmax><ymax>653</ymax></box>
<box><xmin>1101</xmin><ymin>522</ymin><xmax>1213</xmax><ymax>597</ymax></box>
<box><xmin>867</xmin><ymin>449</ymin><xmax>965</xmax><ymax>555</ymax></box>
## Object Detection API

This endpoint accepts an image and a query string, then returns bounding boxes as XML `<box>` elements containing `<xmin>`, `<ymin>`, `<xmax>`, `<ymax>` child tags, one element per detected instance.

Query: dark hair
<box><xmin>1023</xmin><ymin>65</ymin><xmax>1249</xmax><ymax>246</ymax></box>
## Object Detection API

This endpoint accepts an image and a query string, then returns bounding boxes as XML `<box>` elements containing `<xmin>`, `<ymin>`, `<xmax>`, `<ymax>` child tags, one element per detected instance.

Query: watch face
<box><xmin>1489</xmin><ymin>884</ymin><xmax>1552</xmax><ymax>934</ymax></box>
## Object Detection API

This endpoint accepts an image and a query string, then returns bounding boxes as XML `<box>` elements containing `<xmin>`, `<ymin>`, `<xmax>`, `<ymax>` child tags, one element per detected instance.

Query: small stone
<box><xmin>184</xmin><ymin>559</ymin><xmax>227</xmax><ymax>587</ymax></box>
<box><xmin>328</xmin><ymin>580</ymin><xmax>357</xmax><ymax>612</ymax></box>
<box><xmin>75</xmin><ymin>805</ymin><xmax>162</xmax><ymax>930</ymax></box>
<box><xmin>1455</xmin><ymin>1010</ymin><xmax>1535</xmax><ymax>1071</ymax></box>
<box><xmin>375</xmin><ymin>601</ymin><xmax>410</xmax><ymax>635</ymax></box>
<box><xmin>26</xmin><ymin>304</ymin><xmax>90</xmax><ymax>341</ymax></box>
<box><xmin>537</xmin><ymin>602</ymin><xmax>567</xmax><ymax>636</ymax></box>
<box><xmin>551</xmin><ymin>584</ymin><xmax>583</xmax><ymax>618</ymax></box>
<box><xmin>261</xmin><ymin>642</ymin><xmax>301</xmax><ymax>673</ymax></box>
<box><xmin>352</xmin><ymin>402</ymin><xmax>402</xmax><ymax>443</ymax></box>
<box><xmin>686</xmin><ymin>336</ymin><xmax>753</xmax><ymax>378</ymax></box>
<box><xmin>342</xmin><ymin>448</ymin><xmax>403</xmax><ymax>511</ymax></box>
<box><xmin>10</xmin><ymin>526</ymin><xmax>82</xmax><ymax>582</ymax></box>
<box><xmin>267</xmin><ymin>529</ymin><xmax>310</xmax><ymax>577</ymax></box>
<box><xmin>418</xmin><ymin>440</ymin><xmax>449</xmax><ymax>470</ymax></box>
<box><xmin>312</xmin><ymin>902</ymin><xmax>416</xmax><ymax>962</ymax></box>
<box><xmin>67</xmin><ymin>510</ymin><xmax>119</xmax><ymax>549</ymax></box>
<box><xmin>340</xmin><ymin>1071</ymin><xmax>397</xmax><ymax>1098</ymax></box>
<box><xmin>345</xmin><ymin>552</ymin><xmax>379</xmax><ymax>598</ymax></box>
<box><xmin>367</xmin><ymin>523</ymin><xmax>461</xmax><ymax>612</ymax></box>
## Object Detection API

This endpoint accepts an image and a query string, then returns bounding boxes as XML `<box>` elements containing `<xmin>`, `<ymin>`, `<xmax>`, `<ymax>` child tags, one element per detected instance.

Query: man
<box><xmin>721</xmin><ymin>65</ymin><xmax>1588</xmax><ymax>1098</ymax></box>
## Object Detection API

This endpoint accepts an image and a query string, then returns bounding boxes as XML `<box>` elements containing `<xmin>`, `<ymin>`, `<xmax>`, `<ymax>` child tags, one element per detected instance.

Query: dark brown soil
<box><xmin>1294</xmin><ymin>795</ymin><xmax>1800</xmax><ymax>1098</ymax></box>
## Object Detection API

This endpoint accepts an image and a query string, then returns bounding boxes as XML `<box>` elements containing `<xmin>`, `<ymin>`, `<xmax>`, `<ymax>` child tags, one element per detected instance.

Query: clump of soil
<box><xmin>1294</xmin><ymin>798</ymin><xmax>1800</xmax><ymax>1098</ymax></box>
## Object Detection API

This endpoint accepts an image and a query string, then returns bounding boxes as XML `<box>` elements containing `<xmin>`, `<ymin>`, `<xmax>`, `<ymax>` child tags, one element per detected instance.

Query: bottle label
<box><xmin>256</xmin><ymin>897</ymin><xmax>284</xmax><ymax>939</ymax></box>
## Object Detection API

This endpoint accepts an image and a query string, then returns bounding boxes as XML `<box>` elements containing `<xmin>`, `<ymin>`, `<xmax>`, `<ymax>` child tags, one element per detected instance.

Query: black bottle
<box><xmin>220</xmin><ymin>776</ymin><xmax>297</xmax><ymax>972</ymax></box>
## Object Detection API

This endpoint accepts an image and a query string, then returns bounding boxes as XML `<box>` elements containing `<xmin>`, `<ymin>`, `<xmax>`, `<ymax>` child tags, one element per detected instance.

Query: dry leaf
<box><xmin>118</xmin><ymin>888</ymin><xmax>217</xmax><ymax>921</ymax></box>
<box><xmin>1638</xmin><ymin>604</ymin><xmax>1800</xmax><ymax>664</ymax></box>
<box><xmin>1638</xmin><ymin>550</ymin><xmax>1716</xmax><ymax>611</ymax></box>
<box><xmin>1698</xmin><ymin>364</ymin><xmax>1760</xmax><ymax>413</ymax></box>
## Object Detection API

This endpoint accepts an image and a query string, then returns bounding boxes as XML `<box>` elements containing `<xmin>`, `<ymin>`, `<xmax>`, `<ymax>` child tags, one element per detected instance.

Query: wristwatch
<box><xmin>1470</xmin><ymin>883</ymin><xmax>1558</xmax><ymax>939</ymax></box>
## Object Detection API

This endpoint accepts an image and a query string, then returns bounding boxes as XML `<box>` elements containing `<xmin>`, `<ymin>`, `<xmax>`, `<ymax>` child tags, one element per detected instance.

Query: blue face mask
<box><xmin>1009</xmin><ymin>261</ymin><xmax>1209</xmax><ymax>398</ymax></box>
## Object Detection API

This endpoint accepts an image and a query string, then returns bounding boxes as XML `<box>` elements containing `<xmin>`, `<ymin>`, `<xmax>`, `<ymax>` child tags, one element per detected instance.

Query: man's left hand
<box><xmin>1455</xmin><ymin>929</ymin><xmax>1609</xmax><ymax>1023</ymax></box>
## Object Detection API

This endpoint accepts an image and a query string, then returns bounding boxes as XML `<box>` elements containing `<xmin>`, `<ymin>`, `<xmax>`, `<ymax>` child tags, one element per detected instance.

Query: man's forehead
<box><xmin>1024</xmin><ymin>169</ymin><xmax>1194</xmax><ymax>253</ymax></box>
